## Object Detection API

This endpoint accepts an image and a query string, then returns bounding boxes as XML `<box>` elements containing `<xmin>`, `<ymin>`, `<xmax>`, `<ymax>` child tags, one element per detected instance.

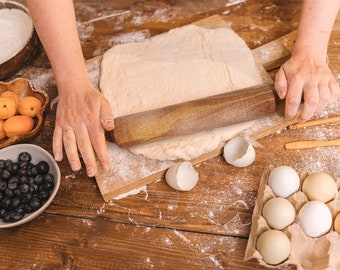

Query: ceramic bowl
<box><xmin>0</xmin><ymin>144</ymin><xmax>60</xmax><ymax>228</ymax></box>
<box><xmin>0</xmin><ymin>1</ymin><xmax>39</xmax><ymax>80</ymax></box>
<box><xmin>0</xmin><ymin>77</ymin><xmax>49</xmax><ymax>149</ymax></box>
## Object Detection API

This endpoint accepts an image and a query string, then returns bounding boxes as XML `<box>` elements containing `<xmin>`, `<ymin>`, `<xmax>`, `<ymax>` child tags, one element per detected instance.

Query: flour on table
<box><xmin>100</xmin><ymin>24</ymin><xmax>263</xmax><ymax>161</ymax></box>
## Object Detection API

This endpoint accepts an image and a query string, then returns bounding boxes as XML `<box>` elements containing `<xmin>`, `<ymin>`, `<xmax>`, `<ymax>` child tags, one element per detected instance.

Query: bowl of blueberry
<box><xmin>0</xmin><ymin>144</ymin><xmax>60</xmax><ymax>228</ymax></box>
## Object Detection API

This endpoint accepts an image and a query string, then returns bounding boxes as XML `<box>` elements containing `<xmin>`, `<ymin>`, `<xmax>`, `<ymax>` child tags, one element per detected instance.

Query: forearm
<box><xmin>293</xmin><ymin>0</ymin><xmax>340</xmax><ymax>58</ymax></box>
<box><xmin>26</xmin><ymin>0</ymin><xmax>88</xmax><ymax>93</ymax></box>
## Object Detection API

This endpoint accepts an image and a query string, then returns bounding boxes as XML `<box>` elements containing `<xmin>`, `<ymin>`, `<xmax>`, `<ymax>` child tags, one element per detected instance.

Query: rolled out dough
<box><xmin>100</xmin><ymin>24</ymin><xmax>263</xmax><ymax>161</ymax></box>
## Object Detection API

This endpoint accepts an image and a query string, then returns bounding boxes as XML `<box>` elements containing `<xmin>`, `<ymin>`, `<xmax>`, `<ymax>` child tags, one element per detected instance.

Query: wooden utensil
<box><xmin>112</xmin><ymin>84</ymin><xmax>277</xmax><ymax>148</ymax></box>
<box><xmin>288</xmin><ymin>116</ymin><xmax>340</xmax><ymax>130</ymax></box>
<box><xmin>285</xmin><ymin>138</ymin><xmax>340</xmax><ymax>150</ymax></box>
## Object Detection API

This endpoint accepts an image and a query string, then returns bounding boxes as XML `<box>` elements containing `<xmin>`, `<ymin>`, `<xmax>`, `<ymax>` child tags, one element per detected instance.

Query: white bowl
<box><xmin>0</xmin><ymin>144</ymin><xmax>60</xmax><ymax>228</ymax></box>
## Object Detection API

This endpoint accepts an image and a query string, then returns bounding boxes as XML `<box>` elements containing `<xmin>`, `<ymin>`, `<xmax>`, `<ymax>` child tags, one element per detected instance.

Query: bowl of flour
<box><xmin>0</xmin><ymin>1</ymin><xmax>38</xmax><ymax>80</ymax></box>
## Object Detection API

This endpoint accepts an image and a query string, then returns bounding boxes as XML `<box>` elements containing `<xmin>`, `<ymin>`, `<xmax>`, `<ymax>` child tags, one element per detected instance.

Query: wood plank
<box><xmin>0</xmin><ymin>214</ymin><xmax>296</xmax><ymax>269</ymax></box>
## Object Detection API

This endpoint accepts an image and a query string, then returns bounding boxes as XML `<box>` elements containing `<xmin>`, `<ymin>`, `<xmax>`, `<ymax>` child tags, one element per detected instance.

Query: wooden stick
<box><xmin>285</xmin><ymin>138</ymin><xmax>340</xmax><ymax>150</ymax></box>
<box><xmin>288</xmin><ymin>116</ymin><xmax>340</xmax><ymax>130</ymax></box>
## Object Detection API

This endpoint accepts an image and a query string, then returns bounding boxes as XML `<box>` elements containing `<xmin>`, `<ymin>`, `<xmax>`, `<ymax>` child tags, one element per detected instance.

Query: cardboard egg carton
<box><xmin>245</xmin><ymin>165</ymin><xmax>340</xmax><ymax>270</ymax></box>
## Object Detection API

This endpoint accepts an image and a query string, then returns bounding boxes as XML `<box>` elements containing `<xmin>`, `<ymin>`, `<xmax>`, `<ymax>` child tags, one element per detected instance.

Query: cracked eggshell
<box><xmin>223</xmin><ymin>137</ymin><xmax>255</xmax><ymax>167</ymax></box>
<box><xmin>165</xmin><ymin>161</ymin><xmax>198</xmax><ymax>191</ymax></box>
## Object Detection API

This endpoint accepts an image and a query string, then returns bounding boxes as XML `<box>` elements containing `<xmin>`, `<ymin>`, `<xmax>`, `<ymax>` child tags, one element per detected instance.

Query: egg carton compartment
<box><xmin>245</xmin><ymin>165</ymin><xmax>340</xmax><ymax>270</ymax></box>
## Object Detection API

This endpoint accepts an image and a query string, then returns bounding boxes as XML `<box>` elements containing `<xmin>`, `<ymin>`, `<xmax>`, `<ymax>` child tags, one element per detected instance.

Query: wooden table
<box><xmin>1</xmin><ymin>1</ymin><xmax>340</xmax><ymax>269</ymax></box>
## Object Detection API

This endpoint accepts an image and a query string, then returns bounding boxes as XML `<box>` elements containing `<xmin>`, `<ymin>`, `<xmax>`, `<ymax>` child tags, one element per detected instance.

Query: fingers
<box><xmin>62</xmin><ymin>127</ymin><xmax>83</xmax><ymax>172</ymax></box>
<box><xmin>275</xmin><ymin>67</ymin><xmax>288</xmax><ymax>99</ymax></box>
<box><xmin>297</xmin><ymin>83</ymin><xmax>319</xmax><ymax>121</ymax></box>
<box><xmin>329</xmin><ymin>80</ymin><xmax>340</xmax><ymax>103</ymax></box>
<box><xmin>53</xmin><ymin>91</ymin><xmax>113</xmax><ymax>177</ymax></box>
<box><xmin>100</xmin><ymin>98</ymin><xmax>115</xmax><ymax>131</ymax></box>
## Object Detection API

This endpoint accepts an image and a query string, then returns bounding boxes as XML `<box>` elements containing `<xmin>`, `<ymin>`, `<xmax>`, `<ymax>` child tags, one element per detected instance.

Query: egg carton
<box><xmin>245</xmin><ymin>165</ymin><xmax>340</xmax><ymax>270</ymax></box>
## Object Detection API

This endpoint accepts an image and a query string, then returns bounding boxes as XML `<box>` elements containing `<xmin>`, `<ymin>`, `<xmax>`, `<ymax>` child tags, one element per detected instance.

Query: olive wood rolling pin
<box><xmin>111</xmin><ymin>84</ymin><xmax>277</xmax><ymax>148</ymax></box>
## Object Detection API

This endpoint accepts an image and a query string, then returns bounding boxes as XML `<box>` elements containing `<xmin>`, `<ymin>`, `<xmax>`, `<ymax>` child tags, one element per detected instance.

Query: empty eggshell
<box><xmin>268</xmin><ymin>166</ymin><xmax>300</xmax><ymax>198</ymax></box>
<box><xmin>297</xmin><ymin>201</ymin><xmax>332</xmax><ymax>238</ymax></box>
<box><xmin>165</xmin><ymin>161</ymin><xmax>198</xmax><ymax>191</ymax></box>
<box><xmin>302</xmin><ymin>172</ymin><xmax>338</xmax><ymax>203</ymax></box>
<box><xmin>262</xmin><ymin>197</ymin><xmax>296</xmax><ymax>230</ymax></box>
<box><xmin>223</xmin><ymin>137</ymin><xmax>255</xmax><ymax>167</ymax></box>
<box><xmin>256</xmin><ymin>229</ymin><xmax>291</xmax><ymax>265</ymax></box>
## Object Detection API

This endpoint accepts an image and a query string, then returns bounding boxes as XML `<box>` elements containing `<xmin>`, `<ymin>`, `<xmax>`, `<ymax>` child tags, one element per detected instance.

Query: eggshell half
<box><xmin>223</xmin><ymin>137</ymin><xmax>255</xmax><ymax>167</ymax></box>
<box><xmin>165</xmin><ymin>161</ymin><xmax>198</xmax><ymax>191</ymax></box>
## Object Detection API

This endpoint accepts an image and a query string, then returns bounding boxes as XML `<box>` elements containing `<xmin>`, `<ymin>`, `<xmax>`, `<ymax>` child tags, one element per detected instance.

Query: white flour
<box><xmin>0</xmin><ymin>8</ymin><xmax>33</xmax><ymax>64</ymax></box>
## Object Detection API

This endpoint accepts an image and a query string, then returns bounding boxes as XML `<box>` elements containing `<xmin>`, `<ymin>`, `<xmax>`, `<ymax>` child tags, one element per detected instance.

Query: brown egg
<box><xmin>0</xmin><ymin>91</ymin><xmax>19</xmax><ymax>110</ymax></box>
<box><xmin>0</xmin><ymin>119</ymin><xmax>6</xmax><ymax>140</ymax></box>
<box><xmin>334</xmin><ymin>212</ymin><xmax>340</xmax><ymax>235</ymax></box>
<box><xmin>3</xmin><ymin>115</ymin><xmax>34</xmax><ymax>137</ymax></box>
<box><xmin>0</xmin><ymin>97</ymin><xmax>16</xmax><ymax>119</ymax></box>
<box><xmin>18</xmin><ymin>96</ymin><xmax>42</xmax><ymax>117</ymax></box>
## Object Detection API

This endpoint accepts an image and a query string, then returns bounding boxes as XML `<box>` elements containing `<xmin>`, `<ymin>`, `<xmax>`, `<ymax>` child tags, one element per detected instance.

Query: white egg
<box><xmin>223</xmin><ymin>137</ymin><xmax>255</xmax><ymax>167</ymax></box>
<box><xmin>302</xmin><ymin>172</ymin><xmax>338</xmax><ymax>203</ymax></box>
<box><xmin>297</xmin><ymin>201</ymin><xmax>332</xmax><ymax>238</ymax></box>
<box><xmin>268</xmin><ymin>166</ymin><xmax>300</xmax><ymax>198</ymax></box>
<box><xmin>262</xmin><ymin>197</ymin><xmax>296</xmax><ymax>230</ymax></box>
<box><xmin>256</xmin><ymin>229</ymin><xmax>291</xmax><ymax>265</ymax></box>
<box><xmin>165</xmin><ymin>161</ymin><xmax>198</xmax><ymax>191</ymax></box>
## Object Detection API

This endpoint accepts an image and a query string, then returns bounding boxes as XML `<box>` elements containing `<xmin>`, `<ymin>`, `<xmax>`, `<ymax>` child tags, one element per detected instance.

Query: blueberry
<box><xmin>0</xmin><ymin>181</ymin><xmax>7</xmax><ymax>191</ymax></box>
<box><xmin>20</xmin><ymin>184</ymin><xmax>30</xmax><ymax>194</ymax></box>
<box><xmin>1</xmin><ymin>197</ymin><xmax>12</xmax><ymax>210</ymax></box>
<box><xmin>8</xmin><ymin>162</ymin><xmax>19</xmax><ymax>175</ymax></box>
<box><xmin>17</xmin><ymin>167</ymin><xmax>28</xmax><ymax>177</ymax></box>
<box><xmin>29</xmin><ymin>198</ymin><xmax>41</xmax><ymax>210</ymax></box>
<box><xmin>11</xmin><ymin>198</ymin><xmax>21</xmax><ymax>209</ymax></box>
<box><xmin>37</xmin><ymin>161</ymin><xmax>50</xmax><ymax>175</ymax></box>
<box><xmin>18</xmin><ymin>152</ymin><xmax>32</xmax><ymax>163</ymax></box>
<box><xmin>43</xmin><ymin>173</ymin><xmax>55</xmax><ymax>184</ymax></box>
<box><xmin>12</xmin><ymin>212</ymin><xmax>24</xmax><ymax>222</ymax></box>
<box><xmin>0</xmin><ymin>170</ymin><xmax>10</xmax><ymax>181</ymax></box>
<box><xmin>34</xmin><ymin>175</ymin><xmax>44</xmax><ymax>185</ymax></box>
<box><xmin>5</xmin><ymin>159</ymin><xmax>12</xmax><ymax>168</ymax></box>
<box><xmin>28</xmin><ymin>166</ymin><xmax>39</xmax><ymax>177</ymax></box>
<box><xmin>0</xmin><ymin>160</ymin><xmax>5</xmax><ymax>170</ymax></box>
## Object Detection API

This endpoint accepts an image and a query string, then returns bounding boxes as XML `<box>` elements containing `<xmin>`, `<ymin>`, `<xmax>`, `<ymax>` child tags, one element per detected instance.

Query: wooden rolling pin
<box><xmin>111</xmin><ymin>84</ymin><xmax>277</xmax><ymax>148</ymax></box>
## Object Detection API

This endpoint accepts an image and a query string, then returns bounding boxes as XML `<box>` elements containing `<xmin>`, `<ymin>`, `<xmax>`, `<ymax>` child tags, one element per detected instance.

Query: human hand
<box><xmin>53</xmin><ymin>80</ymin><xmax>114</xmax><ymax>177</ymax></box>
<box><xmin>275</xmin><ymin>53</ymin><xmax>340</xmax><ymax>122</ymax></box>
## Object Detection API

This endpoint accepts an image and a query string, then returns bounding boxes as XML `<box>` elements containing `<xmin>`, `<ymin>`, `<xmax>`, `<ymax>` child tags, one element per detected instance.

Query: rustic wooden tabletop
<box><xmin>1</xmin><ymin>0</ymin><xmax>340</xmax><ymax>269</ymax></box>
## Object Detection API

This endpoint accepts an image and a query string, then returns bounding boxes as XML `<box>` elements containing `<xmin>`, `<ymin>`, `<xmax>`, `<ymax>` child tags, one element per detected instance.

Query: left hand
<box><xmin>53</xmin><ymin>79</ymin><xmax>114</xmax><ymax>177</ymax></box>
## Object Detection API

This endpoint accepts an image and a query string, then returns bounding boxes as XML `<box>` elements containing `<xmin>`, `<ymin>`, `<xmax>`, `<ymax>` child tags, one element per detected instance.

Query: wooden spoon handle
<box><xmin>285</xmin><ymin>138</ymin><xmax>340</xmax><ymax>150</ymax></box>
<box><xmin>288</xmin><ymin>116</ymin><xmax>340</xmax><ymax>130</ymax></box>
